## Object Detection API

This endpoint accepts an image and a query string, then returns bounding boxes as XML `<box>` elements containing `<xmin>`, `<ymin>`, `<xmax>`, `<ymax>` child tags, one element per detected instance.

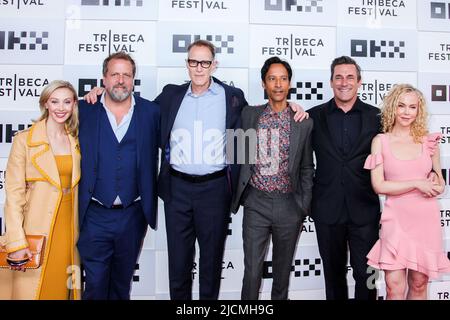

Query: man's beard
<box><xmin>109</xmin><ymin>86</ymin><xmax>131</xmax><ymax>102</ymax></box>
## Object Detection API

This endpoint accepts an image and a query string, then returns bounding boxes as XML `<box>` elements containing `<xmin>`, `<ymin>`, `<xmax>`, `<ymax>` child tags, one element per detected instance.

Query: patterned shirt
<box><xmin>249</xmin><ymin>103</ymin><xmax>292</xmax><ymax>193</ymax></box>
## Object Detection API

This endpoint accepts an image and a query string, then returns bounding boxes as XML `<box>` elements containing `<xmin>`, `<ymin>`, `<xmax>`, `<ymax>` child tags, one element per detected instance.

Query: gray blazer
<box><xmin>230</xmin><ymin>104</ymin><xmax>314</xmax><ymax>218</ymax></box>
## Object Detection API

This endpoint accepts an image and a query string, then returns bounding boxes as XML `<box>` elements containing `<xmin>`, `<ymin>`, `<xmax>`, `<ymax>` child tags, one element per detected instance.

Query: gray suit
<box><xmin>231</xmin><ymin>104</ymin><xmax>314</xmax><ymax>299</ymax></box>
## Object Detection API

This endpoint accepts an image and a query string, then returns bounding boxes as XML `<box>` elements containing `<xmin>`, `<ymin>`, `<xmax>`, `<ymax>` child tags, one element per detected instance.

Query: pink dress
<box><xmin>364</xmin><ymin>133</ymin><xmax>450</xmax><ymax>279</ymax></box>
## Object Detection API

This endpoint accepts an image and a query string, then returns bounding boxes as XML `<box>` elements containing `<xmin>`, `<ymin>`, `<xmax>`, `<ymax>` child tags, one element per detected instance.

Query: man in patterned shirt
<box><xmin>231</xmin><ymin>56</ymin><xmax>314</xmax><ymax>300</ymax></box>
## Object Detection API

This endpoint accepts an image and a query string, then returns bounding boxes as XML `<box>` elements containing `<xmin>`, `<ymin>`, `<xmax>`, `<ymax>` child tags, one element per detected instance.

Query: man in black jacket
<box><xmin>308</xmin><ymin>56</ymin><xmax>381</xmax><ymax>300</ymax></box>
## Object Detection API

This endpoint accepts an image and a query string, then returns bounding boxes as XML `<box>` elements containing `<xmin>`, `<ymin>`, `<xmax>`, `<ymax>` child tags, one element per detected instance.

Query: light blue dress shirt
<box><xmin>100</xmin><ymin>93</ymin><xmax>135</xmax><ymax>143</ymax></box>
<box><xmin>170</xmin><ymin>79</ymin><xmax>227</xmax><ymax>175</ymax></box>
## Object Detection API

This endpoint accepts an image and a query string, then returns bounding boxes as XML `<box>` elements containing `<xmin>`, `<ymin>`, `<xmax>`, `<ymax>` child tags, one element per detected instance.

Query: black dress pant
<box><xmin>164</xmin><ymin>174</ymin><xmax>231</xmax><ymax>300</ymax></box>
<box><xmin>315</xmin><ymin>219</ymin><xmax>379</xmax><ymax>300</ymax></box>
<box><xmin>78</xmin><ymin>201</ymin><xmax>147</xmax><ymax>300</ymax></box>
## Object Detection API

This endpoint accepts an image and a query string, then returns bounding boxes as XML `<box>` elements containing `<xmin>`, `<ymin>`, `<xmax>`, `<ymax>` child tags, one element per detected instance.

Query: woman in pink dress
<box><xmin>364</xmin><ymin>84</ymin><xmax>450</xmax><ymax>300</ymax></box>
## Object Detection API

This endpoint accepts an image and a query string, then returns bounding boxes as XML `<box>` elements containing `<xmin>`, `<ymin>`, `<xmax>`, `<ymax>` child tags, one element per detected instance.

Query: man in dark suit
<box><xmin>308</xmin><ymin>56</ymin><xmax>381</xmax><ymax>300</ymax></box>
<box><xmin>155</xmin><ymin>40</ymin><xmax>247</xmax><ymax>300</ymax></box>
<box><xmin>82</xmin><ymin>42</ymin><xmax>307</xmax><ymax>300</ymax></box>
<box><xmin>77</xmin><ymin>52</ymin><xmax>160</xmax><ymax>299</ymax></box>
<box><xmin>231</xmin><ymin>57</ymin><xmax>314</xmax><ymax>300</ymax></box>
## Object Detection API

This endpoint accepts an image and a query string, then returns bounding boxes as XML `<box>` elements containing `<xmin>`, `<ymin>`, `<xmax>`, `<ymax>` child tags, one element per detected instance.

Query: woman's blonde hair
<box><xmin>381</xmin><ymin>83</ymin><xmax>428</xmax><ymax>143</ymax></box>
<box><xmin>36</xmin><ymin>80</ymin><xmax>79</xmax><ymax>137</ymax></box>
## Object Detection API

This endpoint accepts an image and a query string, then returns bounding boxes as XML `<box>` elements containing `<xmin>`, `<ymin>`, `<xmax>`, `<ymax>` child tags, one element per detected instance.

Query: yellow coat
<box><xmin>0</xmin><ymin>120</ymin><xmax>81</xmax><ymax>300</ymax></box>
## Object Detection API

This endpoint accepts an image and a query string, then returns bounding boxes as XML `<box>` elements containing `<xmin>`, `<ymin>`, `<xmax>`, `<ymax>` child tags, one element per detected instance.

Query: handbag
<box><xmin>0</xmin><ymin>235</ymin><xmax>46</xmax><ymax>269</ymax></box>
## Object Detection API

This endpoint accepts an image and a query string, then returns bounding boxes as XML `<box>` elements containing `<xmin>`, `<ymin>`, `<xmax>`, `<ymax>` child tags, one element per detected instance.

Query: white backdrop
<box><xmin>0</xmin><ymin>0</ymin><xmax>449</xmax><ymax>300</ymax></box>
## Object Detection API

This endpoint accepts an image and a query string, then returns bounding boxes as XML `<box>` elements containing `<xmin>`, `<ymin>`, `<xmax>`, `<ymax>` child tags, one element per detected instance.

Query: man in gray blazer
<box><xmin>230</xmin><ymin>57</ymin><xmax>314</xmax><ymax>300</ymax></box>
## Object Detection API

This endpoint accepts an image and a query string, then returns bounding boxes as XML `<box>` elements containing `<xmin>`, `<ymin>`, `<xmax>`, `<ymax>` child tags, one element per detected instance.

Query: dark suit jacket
<box><xmin>308</xmin><ymin>98</ymin><xmax>381</xmax><ymax>225</ymax></box>
<box><xmin>231</xmin><ymin>105</ymin><xmax>314</xmax><ymax>218</ymax></box>
<box><xmin>78</xmin><ymin>94</ymin><xmax>160</xmax><ymax>229</ymax></box>
<box><xmin>154</xmin><ymin>77</ymin><xmax>247</xmax><ymax>204</ymax></box>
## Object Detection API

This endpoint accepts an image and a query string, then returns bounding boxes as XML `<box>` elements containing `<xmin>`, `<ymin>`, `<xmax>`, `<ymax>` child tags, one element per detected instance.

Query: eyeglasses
<box><xmin>187</xmin><ymin>59</ymin><xmax>213</xmax><ymax>69</ymax></box>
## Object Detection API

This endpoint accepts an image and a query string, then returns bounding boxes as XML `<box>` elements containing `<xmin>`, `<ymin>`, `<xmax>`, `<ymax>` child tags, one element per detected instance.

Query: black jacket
<box><xmin>308</xmin><ymin>98</ymin><xmax>381</xmax><ymax>225</ymax></box>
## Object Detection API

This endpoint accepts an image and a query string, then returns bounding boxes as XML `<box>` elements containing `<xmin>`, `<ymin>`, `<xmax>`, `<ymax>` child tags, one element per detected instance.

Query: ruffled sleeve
<box><xmin>364</xmin><ymin>153</ymin><xmax>383</xmax><ymax>170</ymax></box>
<box><xmin>425</xmin><ymin>133</ymin><xmax>442</xmax><ymax>156</ymax></box>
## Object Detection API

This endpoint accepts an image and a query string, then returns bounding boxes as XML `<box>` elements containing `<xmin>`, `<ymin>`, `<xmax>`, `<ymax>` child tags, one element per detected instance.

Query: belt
<box><xmin>169</xmin><ymin>167</ymin><xmax>227</xmax><ymax>183</ymax></box>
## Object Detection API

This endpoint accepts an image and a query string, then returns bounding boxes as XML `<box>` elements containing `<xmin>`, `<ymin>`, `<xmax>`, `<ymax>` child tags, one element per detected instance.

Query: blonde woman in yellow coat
<box><xmin>0</xmin><ymin>80</ymin><xmax>81</xmax><ymax>300</ymax></box>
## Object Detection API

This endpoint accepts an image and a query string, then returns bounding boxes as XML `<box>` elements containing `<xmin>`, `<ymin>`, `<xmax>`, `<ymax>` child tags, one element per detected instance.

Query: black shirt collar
<box><xmin>327</xmin><ymin>98</ymin><xmax>362</xmax><ymax>114</ymax></box>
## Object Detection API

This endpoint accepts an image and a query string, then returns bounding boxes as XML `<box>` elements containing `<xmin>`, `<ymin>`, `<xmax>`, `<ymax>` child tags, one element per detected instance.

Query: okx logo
<box><xmin>81</xmin><ymin>0</ymin><xmax>143</xmax><ymax>6</ymax></box>
<box><xmin>262</xmin><ymin>258</ymin><xmax>322</xmax><ymax>278</ymax></box>
<box><xmin>292</xmin><ymin>258</ymin><xmax>322</xmax><ymax>277</ymax></box>
<box><xmin>430</xmin><ymin>1</ymin><xmax>450</xmax><ymax>19</ymax></box>
<box><xmin>0</xmin><ymin>123</ymin><xmax>32</xmax><ymax>143</ymax></box>
<box><xmin>78</xmin><ymin>78</ymin><xmax>141</xmax><ymax>97</ymax></box>
<box><xmin>290</xmin><ymin>81</ymin><xmax>323</xmax><ymax>100</ymax></box>
<box><xmin>441</xmin><ymin>168</ymin><xmax>450</xmax><ymax>186</ymax></box>
<box><xmin>431</xmin><ymin>85</ymin><xmax>450</xmax><ymax>101</ymax></box>
<box><xmin>227</xmin><ymin>216</ymin><xmax>232</xmax><ymax>236</ymax></box>
<box><xmin>263</xmin><ymin>81</ymin><xmax>324</xmax><ymax>101</ymax></box>
<box><xmin>265</xmin><ymin>0</ymin><xmax>323</xmax><ymax>12</ymax></box>
<box><xmin>351</xmin><ymin>39</ymin><xmax>405</xmax><ymax>58</ymax></box>
<box><xmin>0</xmin><ymin>170</ymin><xmax>5</xmax><ymax>191</ymax></box>
<box><xmin>132</xmin><ymin>263</ymin><xmax>140</xmax><ymax>282</ymax></box>
<box><xmin>0</xmin><ymin>31</ymin><xmax>48</xmax><ymax>50</ymax></box>
<box><xmin>173</xmin><ymin>34</ymin><xmax>234</xmax><ymax>54</ymax></box>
